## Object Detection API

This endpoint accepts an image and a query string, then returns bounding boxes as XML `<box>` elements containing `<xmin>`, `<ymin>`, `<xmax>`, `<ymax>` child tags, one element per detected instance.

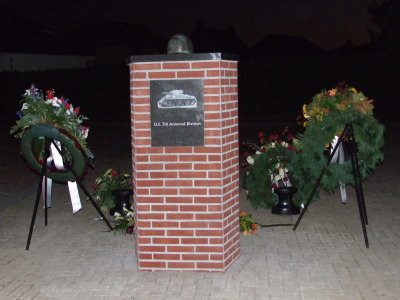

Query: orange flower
<box><xmin>240</xmin><ymin>211</ymin><xmax>247</xmax><ymax>216</ymax></box>
<box><xmin>327</xmin><ymin>89</ymin><xmax>337</xmax><ymax>97</ymax></box>
<box><xmin>252</xmin><ymin>223</ymin><xmax>257</xmax><ymax>230</ymax></box>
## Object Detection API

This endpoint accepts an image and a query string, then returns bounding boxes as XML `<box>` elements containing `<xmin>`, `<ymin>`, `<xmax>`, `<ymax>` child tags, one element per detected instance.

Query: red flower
<box><xmin>288</xmin><ymin>145</ymin><xmax>295</xmax><ymax>151</ymax></box>
<box><xmin>126</xmin><ymin>225</ymin><xmax>134</xmax><ymax>234</ymax></box>
<box><xmin>283</xmin><ymin>177</ymin><xmax>289</xmax><ymax>182</ymax></box>
<box><xmin>110</xmin><ymin>170</ymin><xmax>119</xmax><ymax>177</ymax></box>
<box><xmin>252</xmin><ymin>223</ymin><xmax>257</xmax><ymax>230</ymax></box>
<box><xmin>287</xmin><ymin>134</ymin><xmax>294</xmax><ymax>140</ymax></box>
<box><xmin>249</xmin><ymin>230</ymin><xmax>254</xmax><ymax>234</ymax></box>
<box><xmin>74</xmin><ymin>107</ymin><xmax>80</xmax><ymax>115</ymax></box>
<box><xmin>261</xmin><ymin>147</ymin><xmax>266</xmax><ymax>152</ymax></box>
<box><xmin>272</xmin><ymin>184</ymin><xmax>277</xmax><ymax>189</ymax></box>
<box><xmin>257</xmin><ymin>131</ymin><xmax>265</xmax><ymax>138</ymax></box>
<box><xmin>46</xmin><ymin>90</ymin><xmax>54</xmax><ymax>99</ymax></box>
<box><xmin>268</xmin><ymin>134</ymin><xmax>275</xmax><ymax>141</ymax></box>
<box><xmin>92</xmin><ymin>182</ymin><xmax>98</xmax><ymax>189</ymax></box>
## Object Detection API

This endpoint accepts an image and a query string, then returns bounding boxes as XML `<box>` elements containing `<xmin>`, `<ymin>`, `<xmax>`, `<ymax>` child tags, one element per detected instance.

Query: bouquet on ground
<box><xmin>113</xmin><ymin>208</ymin><xmax>135</xmax><ymax>235</ymax></box>
<box><xmin>10</xmin><ymin>85</ymin><xmax>92</xmax><ymax>159</ymax></box>
<box><xmin>242</xmin><ymin>126</ymin><xmax>298</xmax><ymax>209</ymax></box>
<box><xmin>239</xmin><ymin>211</ymin><xmax>257</xmax><ymax>235</ymax></box>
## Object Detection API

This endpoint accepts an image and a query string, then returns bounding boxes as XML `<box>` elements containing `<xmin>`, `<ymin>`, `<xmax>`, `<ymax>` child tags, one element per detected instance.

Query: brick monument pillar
<box><xmin>128</xmin><ymin>53</ymin><xmax>239</xmax><ymax>272</ymax></box>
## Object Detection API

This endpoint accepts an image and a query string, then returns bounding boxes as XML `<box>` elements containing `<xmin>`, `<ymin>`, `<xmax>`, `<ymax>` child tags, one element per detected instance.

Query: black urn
<box><xmin>271</xmin><ymin>187</ymin><xmax>300</xmax><ymax>215</ymax></box>
<box><xmin>109</xmin><ymin>189</ymin><xmax>133</xmax><ymax>216</ymax></box>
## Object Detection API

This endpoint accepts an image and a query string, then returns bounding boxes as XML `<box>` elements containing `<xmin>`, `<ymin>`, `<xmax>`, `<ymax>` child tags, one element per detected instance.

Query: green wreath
<box><xmin>21</xmin><ymin>124</ymin><xmax>88</xmax><ymax>182</ymax></box>
<box><xmin>289</xmin><ymin>87</ymin><xmax>385</xmax><ymax>205</ymax></box>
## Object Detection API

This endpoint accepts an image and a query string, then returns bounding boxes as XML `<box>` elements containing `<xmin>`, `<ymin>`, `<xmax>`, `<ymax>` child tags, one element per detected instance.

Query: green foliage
<box><xmin>239</xmin><ymin>211</ymin><xmax>257</xmax><ymax>235</ymax></box>
<box><xmin>91</xmin><ymin>169</ymin><xmax>132</xmax><ymax>210</ymax></box>
<box><xmin>10</xmin><ymin>87</ymin><xmax>92</xmax><ymax>158</ymax></box>
<box><xmin>245</xmin><ymin>147</ymin><xmax>297</xmax><ymax>209</ymax></box>
<box><xmin>243</xmin><ymin>130</ymin><xmax>298</xmax><ymax>210</ymax></box>
<box><xmin>289</xmin><ymin>100</ymin><xmax>385</xmax><ymax>205</ymax></box>
<box><xmin>112</xmin><ymin>207</ymin><xmax>135</xmax><ymax>235</ymax></box>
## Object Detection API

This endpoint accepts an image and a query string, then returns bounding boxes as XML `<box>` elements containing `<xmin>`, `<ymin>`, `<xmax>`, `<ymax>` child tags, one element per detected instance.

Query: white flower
<box><xmin>24</xmin><ymin>89</ymin><xmax>31</xmax><ymax>96</ymax></box>
<box><xmin>255</xmin><ymin>151</ymin><xmax>262</xmax><ymax>155</ymax></box>
<box><xmin>80</xmin><ymin>127</ymin><xmax>89</xmax><ymax>138</ymax></box>
<box><xmin>45</xmin><ymin>97</ymin><xmax>62</xmax><ymax>107</ymax></box>
<box><xmin>246</xmin><ymin>156</ymin><xmax>255</xmax><ymax>165</ymax></box>
<box><xmin>281</xmin><ymin>141</ymin><xmax>288</xmax><ymax>148</ymax></box>
<box><xmin>270</xmin><ymin>142</ymin><xmax>276</xmax><ymax>148</ymax></box>
<box><xmin>21</xmin><ymin>103</ymin><xmax>29</xmax><ymax>111</ymax></box>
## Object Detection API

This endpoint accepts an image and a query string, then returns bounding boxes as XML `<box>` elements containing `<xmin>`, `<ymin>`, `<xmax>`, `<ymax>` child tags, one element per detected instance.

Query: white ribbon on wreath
<box><xmin>331</xmin><ymin>135</ymin><xmax>347</xmax><ymax>204</ymax></box>
<box><xmin>42</xmin><ymin>141</ymin><xmax>82</xmax><ymax>214</ymax></box>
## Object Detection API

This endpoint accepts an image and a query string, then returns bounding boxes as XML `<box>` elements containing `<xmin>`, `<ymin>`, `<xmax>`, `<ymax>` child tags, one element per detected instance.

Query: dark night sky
<box><xmin>1</xmin><ymin>0</ymin><xmax>376</xmax><ymax>51</ymax></box>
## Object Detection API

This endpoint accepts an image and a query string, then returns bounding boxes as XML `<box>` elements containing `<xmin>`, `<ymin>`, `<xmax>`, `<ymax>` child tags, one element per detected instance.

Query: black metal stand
<box><xmin>26</xmin><ymin>138</ymin><xmax>113</xmax><ymax>250</ymax></box>
<box><xmin>293</xmin><ymin>124</ymin><xmax>369</xmax><ymax>248</ymax></box>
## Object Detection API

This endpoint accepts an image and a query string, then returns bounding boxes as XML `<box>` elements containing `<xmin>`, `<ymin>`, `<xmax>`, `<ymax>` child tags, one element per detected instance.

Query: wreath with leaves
<box><xmin>10</xmin><ymin>86</ymin><xmax>93</xmax><ymax>181</ymax></box>
<box><xmin>11</xmin><ymin>86</ymin><xmax>92</xmax><ymax>157</ymax></box>
<box><xmin>288</xmin><ymin>84</ymin><xmax>385</xmax><ymax>205</ymax></box>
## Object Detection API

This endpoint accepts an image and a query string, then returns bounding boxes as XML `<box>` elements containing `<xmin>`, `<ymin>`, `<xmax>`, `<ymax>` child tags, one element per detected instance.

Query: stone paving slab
<box><xmin>1</xmin><ymin>123</ymin><xmax>399</xmax><ymax>299</ymax></box>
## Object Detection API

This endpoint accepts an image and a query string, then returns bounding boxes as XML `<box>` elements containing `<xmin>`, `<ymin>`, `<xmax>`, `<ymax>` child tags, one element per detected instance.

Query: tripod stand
<box><xmin>25</xmin><ymin>137</ymin><xmax>113</xmax><ymax>250</ymax></box>
<box><xmin>293</xmin><ymin>123</ymin><xmax>369</xmax><ymax>248</ymax></box>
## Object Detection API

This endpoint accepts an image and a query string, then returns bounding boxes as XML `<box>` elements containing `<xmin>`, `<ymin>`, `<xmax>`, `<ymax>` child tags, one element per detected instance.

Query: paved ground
<box><xmin>0</xmin><ymin>121</ymin><xmax>399</xmax><ymax>300</ymax></box>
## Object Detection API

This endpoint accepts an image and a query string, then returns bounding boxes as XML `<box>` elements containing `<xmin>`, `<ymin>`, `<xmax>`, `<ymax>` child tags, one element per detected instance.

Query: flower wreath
<box><xmin>289</xmin><ymin>84</ymin><xmax>385</xmax><ymax>205</ymax></box>
<box><xmin>10</xmin><ymin>86</ymin><xmax>93</xmax><ymax>182</ymax></box>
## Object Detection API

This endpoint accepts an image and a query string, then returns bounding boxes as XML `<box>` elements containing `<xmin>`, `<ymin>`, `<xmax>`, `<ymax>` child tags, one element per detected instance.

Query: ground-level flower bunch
<box><xmin>242</xmin><ymin>127</ymin><xmax>298</xmax><ymax>209</ymax></box>
<box><xmin>113</xmin><ymin>208</ymin><xmax>135</xmax><ymax>234</ymax></box>
<box><xmin>239</xmin><ymin>211</ymin><xmax>257</xmax><ymax>235</ymax></box>
<box><xmin>10</xmin><ymin>85</ymin><xmax>92</xmax><ymax>158</ymax></box>
<box><xmin>289</xmin><ymin>83</ymin><xmax>384</xmax><ymax>205</ymax></box>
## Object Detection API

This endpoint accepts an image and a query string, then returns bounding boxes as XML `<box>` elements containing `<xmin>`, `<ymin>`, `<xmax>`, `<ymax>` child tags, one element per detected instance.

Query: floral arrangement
<box><xmin>242</xmin><ymin>127</ymin><xmax>298</xmax><ymax>209</ymax></box>
<box><xmin>239</xmin><ymin>211</ymin><xmax>257</xmax><ymax>235</ymax></box>
<box><xmin>289</xmin><ymin>83</ymin><xmax>385</xmax><ymax>205</ymax></box>
<box><xmin>302</xmin><ymin>83</ymin><xmax>374</xmax><ymax>121</ymax></box>
<box><xmin>113</xmin><ymin>208</ymin><xmax>135</xmax><ymax>235</ymax></box>
<box><xmin>91</xmin><ymin>168</ymin><xmax>132</xmax><ymax>210</ymax></box>
<box><xmin>10</xmin><ymin>85</ymin><xmax>92</xmax><ymax>158</ymax></box>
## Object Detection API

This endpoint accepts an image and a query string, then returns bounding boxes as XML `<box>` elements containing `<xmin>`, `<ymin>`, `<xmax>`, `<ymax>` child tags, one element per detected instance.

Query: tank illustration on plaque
<box><xmin>157</xmin><ymin>90</ymin><xmax>197</xmax><ymax>109</ymax></box>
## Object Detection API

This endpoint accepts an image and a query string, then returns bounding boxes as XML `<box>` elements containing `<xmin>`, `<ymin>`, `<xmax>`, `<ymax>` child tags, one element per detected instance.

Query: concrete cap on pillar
<box><xmin>167</xmin><ymin>34</ymin><xmax>194</xmax><ymax>54</ymax></box>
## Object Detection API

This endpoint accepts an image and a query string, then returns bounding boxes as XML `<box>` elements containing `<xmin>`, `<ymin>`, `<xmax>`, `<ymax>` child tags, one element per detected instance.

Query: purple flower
<box><xmin>30</xmin><ymin>85</ymin><xmax>38</xmax><ymax>94</ymax></box>
<box><xmin>16</xmin><ymin>111</ymin><xmax>22</xmax><ymax>118</ymax></box>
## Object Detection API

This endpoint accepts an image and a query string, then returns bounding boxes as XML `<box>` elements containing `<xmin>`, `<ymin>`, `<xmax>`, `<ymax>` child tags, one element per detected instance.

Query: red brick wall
<box><xmin>129</xmin><ymin>58</ymin><xmax>239</xmax><ymax>271</ymax></box>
